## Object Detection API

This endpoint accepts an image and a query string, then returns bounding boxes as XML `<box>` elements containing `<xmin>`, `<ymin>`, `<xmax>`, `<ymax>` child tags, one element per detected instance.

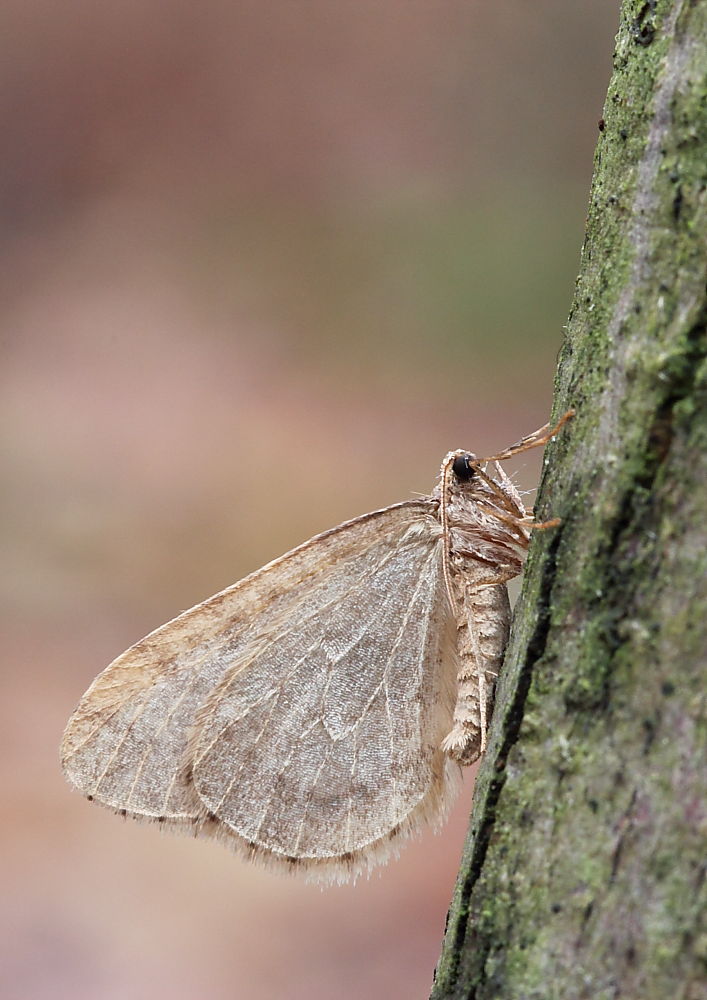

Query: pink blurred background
<box><xmin>2</xmin><ymin>3</ymin><xmax>617</xmax><ymax>998</ymax></box>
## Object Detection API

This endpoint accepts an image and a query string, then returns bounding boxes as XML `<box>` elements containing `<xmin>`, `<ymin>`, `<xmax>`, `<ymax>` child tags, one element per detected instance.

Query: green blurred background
<box><xmin>2</xmin><ymin>2</ymin><xmax>618</xmax><ymax>998</ymax></box>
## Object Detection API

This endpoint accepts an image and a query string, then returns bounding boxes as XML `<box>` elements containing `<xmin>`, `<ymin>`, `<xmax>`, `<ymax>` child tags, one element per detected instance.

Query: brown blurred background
<box><xmin>2</xmin><ymin>2</ymin><xmax>618</xmax><ymax>998</ymax></box>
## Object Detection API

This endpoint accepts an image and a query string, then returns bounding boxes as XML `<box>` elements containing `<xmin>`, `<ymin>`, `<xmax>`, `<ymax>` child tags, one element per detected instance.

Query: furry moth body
<box><xmin>62</xmin><ymin>414</ymin><xmax>571</xmax><ymax>883</ymax></box>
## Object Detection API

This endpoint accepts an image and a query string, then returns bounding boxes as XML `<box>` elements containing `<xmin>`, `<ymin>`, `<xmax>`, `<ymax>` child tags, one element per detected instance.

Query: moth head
<box><xmin>451</xmin><ymin>452</ymin><xmax>477</xmax><ymax>483</ymax></box>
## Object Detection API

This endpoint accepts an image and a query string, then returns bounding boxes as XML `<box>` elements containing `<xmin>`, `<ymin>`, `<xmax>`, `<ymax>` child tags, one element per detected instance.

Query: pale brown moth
<box><xmin>62</xmin><ymin>412</ymin><xmax>572</xmax><ymax>883</ymax></box>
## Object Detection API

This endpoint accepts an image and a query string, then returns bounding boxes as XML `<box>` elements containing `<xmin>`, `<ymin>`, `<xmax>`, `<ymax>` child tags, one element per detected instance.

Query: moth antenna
<box><xmin>439</xmin><ymin>455</ymin><xmax>459</xmax><ymax>611</ymax></box>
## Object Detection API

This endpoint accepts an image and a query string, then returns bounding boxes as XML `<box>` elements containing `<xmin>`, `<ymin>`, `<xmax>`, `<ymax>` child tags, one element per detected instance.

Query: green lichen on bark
<box><xmin>432</xmin><ymin>2</ymin><xmax>707</xmax><ymax>998</ymax></box>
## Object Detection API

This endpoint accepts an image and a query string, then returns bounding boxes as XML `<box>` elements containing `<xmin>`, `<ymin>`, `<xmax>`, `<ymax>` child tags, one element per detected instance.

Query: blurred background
<box><xmin>2</xmin><ymin>2</ymin><xmax>617</xmax><ymax>998</ymax></box>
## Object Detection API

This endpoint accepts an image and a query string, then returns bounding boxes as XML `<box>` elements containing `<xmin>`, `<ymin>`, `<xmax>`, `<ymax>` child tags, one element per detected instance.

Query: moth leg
<box><xmin>442</xmin><ymin>581</ymin><xmax>511</xmax><ymax>765</ymax></box>
<box><xmin>480</xmin><ymin>409</ymin><xmax>575</xmax><ymax>463</ymax></box>
<box><xmin>525</xmin><ymin>515</ymin><xmax>562</xmax><ymax>530</ymax></box>
<box><xmin>469</xmin><ymin>463</ymin><xmax>526</xmax><ymax>521</ymax></box>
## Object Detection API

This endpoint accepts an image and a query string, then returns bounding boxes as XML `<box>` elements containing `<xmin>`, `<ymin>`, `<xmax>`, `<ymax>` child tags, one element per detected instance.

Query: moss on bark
<box><xmin>431</xmin><ymin>2</ymin><xmax>707</xmax><ymax>997</ymax></box>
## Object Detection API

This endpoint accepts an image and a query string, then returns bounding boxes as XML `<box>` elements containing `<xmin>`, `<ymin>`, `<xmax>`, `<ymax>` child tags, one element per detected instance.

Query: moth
<box><xmin>62</xmin><ymin>412</ymin><xmax>571</xmax><ymax>883</ymax></box>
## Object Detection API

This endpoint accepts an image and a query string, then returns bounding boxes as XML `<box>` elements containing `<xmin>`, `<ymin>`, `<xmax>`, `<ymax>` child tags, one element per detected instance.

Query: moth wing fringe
<box><xmin>63</xmin><ymin>754</ymin><xmax>463</xmax><ymax>886</ymax></box>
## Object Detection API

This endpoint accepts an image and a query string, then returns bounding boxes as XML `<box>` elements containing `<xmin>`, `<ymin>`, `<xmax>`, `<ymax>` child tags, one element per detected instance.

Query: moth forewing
<box><xmin>62</xmin><ymin>414</ymin><xmax>571</xmax><ymax>882</ymax></box>
<box><xmin>61</xmin><ymin>500</ymin><xmax>463</xmax><ymax>882</ymax></box>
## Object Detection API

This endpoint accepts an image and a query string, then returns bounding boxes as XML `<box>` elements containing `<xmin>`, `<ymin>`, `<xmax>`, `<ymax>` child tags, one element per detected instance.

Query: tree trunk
<box><xmin>431</xmin><ymin>3</ymin><xmax>707</xmax><ymax>998</ymax></box>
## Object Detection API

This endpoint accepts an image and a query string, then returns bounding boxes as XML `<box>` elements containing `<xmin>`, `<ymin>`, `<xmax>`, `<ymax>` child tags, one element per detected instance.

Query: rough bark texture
<box><xmin>431</xmin><ymin>3</ymin><xmax>707</xmax><ymax>998</ymax></box>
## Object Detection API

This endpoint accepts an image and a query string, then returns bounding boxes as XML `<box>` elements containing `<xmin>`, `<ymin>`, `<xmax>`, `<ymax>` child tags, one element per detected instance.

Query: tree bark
<box><xmin>431</xmin><ymin>3</ymin><xmax>707</xmax><ymax>998</ymax></box>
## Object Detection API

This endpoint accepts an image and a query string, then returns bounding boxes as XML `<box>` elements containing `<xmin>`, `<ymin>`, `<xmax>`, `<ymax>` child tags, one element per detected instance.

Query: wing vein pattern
<box><xmin>62</xmin><ymin>500</ymin><xmax>459</xmax><ymax>869</ymax></box>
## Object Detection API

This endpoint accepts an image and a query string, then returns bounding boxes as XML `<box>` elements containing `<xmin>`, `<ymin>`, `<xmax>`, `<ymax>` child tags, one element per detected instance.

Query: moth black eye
<box><xmin>452</xmin><ymin>454</ymin><xmax>476</xmax><ymax>482</ymax></box>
